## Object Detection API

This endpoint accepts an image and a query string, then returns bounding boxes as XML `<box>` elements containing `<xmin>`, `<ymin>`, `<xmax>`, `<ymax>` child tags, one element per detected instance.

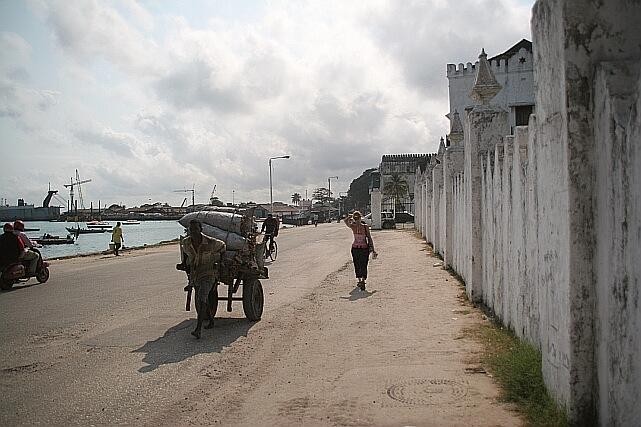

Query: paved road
<box><xmin>0</xmin><ymin>223</ymin><xmax>352</xmax><ymax>426</ymax></box>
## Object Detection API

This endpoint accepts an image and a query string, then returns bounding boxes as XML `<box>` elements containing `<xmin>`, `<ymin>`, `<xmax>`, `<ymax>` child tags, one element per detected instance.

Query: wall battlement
<box><xmin>446</xmin><ymin>48</ymin><xmax>533</xmax><ymax>78</ymax></box>
<box><xmin>381</xmin><ymin>153</ymin><xmax>432</xmax><ymax>162</ymax></box>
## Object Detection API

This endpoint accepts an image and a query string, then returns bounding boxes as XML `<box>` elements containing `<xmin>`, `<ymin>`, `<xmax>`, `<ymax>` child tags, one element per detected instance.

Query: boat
<box><xmin>122</xmin><ymin>220</ymin><xmax>140</xmax><ymax>225</ymax></box>
<box><xmin>36</xmin><ymin>233</ymin><xmax>75</xmax><ymax>245</ymax></box>
<box><xmin>24</xmin><ymin>228</ymin><xmax>40</xmax><ymax>232</ymax></box>
<box><xmin>86</xmin><ymin>221</ymin><xmax>112</xmax><ymax>229</ymax></box>
<box><xmin>66</xmin><ymin>226</ymin><xmax>109</xmax><ymax>234</ymax></box>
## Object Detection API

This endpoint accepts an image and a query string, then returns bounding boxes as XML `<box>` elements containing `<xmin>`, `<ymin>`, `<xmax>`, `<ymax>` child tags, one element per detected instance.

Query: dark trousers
<box><xmin>351</xmin><ymin>247</ymin><xmax>369</xmax><ymax>280</ymax></box>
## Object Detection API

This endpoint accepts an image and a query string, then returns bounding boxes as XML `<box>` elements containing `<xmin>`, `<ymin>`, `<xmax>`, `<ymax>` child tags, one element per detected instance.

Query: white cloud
<box><xmin>2</xmin><ymin>0</ymin><xmax>532</xmax><ymax>206</ymax></box>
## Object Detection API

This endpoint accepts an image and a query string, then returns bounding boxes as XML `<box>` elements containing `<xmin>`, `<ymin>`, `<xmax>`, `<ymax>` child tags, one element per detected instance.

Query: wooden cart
<box><xmin>177</xmin><ymin>210</ymin><xmax>268</xmax><ymax>321</ymax></box>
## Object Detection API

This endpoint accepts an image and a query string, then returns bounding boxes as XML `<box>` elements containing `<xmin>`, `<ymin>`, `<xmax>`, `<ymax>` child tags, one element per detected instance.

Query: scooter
<box><xmin>0</xmin><ymin>248</ymin><xmax>50</xmax><ymax>290</ymax></box>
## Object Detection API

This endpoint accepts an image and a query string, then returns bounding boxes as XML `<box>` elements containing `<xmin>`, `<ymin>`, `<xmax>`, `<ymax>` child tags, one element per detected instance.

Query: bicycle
<box><xmin>262</xmin><ymin>233</ymin><xmax>278</xmax><ymax>261</ymax></box>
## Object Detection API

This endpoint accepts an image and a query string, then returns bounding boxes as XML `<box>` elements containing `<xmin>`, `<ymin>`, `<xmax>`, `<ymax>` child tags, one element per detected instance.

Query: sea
<box><xmin>21</xmin><ymin>220</ymin><xmax>185</xmax><ymax>259</ymax></box>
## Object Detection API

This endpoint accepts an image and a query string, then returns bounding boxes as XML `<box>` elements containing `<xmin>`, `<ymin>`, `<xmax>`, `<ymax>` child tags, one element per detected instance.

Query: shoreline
<box><xmin>46</xmin><ymin>238</ymin><xmax>180</xmax><ymax>261</ymax></box>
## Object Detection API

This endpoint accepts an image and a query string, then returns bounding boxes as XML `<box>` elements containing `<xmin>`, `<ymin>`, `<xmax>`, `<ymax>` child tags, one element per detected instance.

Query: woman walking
<box><xmin>344</xmin><ymin>211</ymin><xmax>377</xmax><ymax>290</ymax></box>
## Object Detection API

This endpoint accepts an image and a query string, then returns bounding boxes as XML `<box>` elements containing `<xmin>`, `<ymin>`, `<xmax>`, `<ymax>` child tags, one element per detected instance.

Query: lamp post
<box><xmin>338</xmin><ymin>191</ymin><xmax>348</xmax><ymax>217</ymax></box>
<box><xmin>327</xmin><ymin>176</ymin><xmax>338</xmax><ymax>198</ymax></box>
<box><xmin>327</xmin><ymin>176</ymin><xmax>338</xmax><ymax>220</ymax></box>
<box><xmin>269</xmin><ymin>155</ymin><xmax>290</xmax><ymax>214</ymax></box>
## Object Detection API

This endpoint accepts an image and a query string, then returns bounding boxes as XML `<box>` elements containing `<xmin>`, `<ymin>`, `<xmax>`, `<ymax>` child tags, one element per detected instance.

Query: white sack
<box><xmin>179</xmin><ymin>211</ymin><xmax>245</xmax><ymax>234</ymax></box>
<box><xmin>200</xmin><ymin>223</ymin><xmax>248</xmax><ymax>251</ymax></box>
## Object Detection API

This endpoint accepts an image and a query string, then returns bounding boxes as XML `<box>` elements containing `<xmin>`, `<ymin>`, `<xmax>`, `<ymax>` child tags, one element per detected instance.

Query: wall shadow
<box><xmin>133</xmin><ymin>317</ymin><xmax>255</xmax><ymax>373</ymax></box>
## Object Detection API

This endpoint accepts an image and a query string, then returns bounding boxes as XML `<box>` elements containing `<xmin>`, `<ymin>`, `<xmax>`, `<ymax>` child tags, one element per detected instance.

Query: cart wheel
<box><xmin>242</xmin><ymin>279</ymin><xmax>263</xmax><ymax>321</ymax></box>
<box><xmin>208</xmin><ymin>286</ymin><xmax>218</xmax><ymax>318</ymax></box>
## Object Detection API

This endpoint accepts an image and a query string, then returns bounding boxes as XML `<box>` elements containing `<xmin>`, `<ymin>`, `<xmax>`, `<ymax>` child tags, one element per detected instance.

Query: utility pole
<box><xmin>269</xmin><ymin>155</ymin><xmax>290</xmax><ymax>214</ymax></box>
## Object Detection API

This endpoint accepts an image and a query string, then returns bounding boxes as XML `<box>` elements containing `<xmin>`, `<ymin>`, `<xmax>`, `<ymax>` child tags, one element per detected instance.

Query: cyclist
<box><xmin>261</xmin><ymin>213</ymin><xmax>279</xmax><ymax>253</ymax></box>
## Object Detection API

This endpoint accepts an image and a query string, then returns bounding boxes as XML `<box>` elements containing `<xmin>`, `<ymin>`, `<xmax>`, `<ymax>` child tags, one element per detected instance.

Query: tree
<box><xmin>347</xmin><ymin>168</ymin><xmax>376</xmax><ymax>212</ymax></box>
<box><xmin>312</xmin><ymin>187</ymin><xmax>330</xmax><ymax>204</ymax></box>
<box><xmin>291</xmin><ymin>192</ymin><xmax>302</xmax><ymax>205</ymax></box>
<box><xmin>383</xmin><ymin>173</ymin><xmax>409</xmax><ymax>212</ymax></box>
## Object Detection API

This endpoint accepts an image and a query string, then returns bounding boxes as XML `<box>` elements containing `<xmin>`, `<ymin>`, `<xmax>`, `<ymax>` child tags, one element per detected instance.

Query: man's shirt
<box><xmin>261</xmin><ymin>218</ymin><xmax>279</xmax><ymax>234</ymax></box>
<box><xmin>181</xmin><ymin>233</ymin><xmax>226</xmax><ymax>283</ymax></box>
<box><xmin>112</xmin><ymin>226</ymin><xmax>123</xmax><ymax>243</ymax></box>
<box><xmin>15</xmin><ymin>231</ymin><xmax>34</xmax><ymax>249</ymax></box>
<box><xmin>0</xmin><ymin>232</ymin><xmax>24</xmax><ymax>266</ymax></box>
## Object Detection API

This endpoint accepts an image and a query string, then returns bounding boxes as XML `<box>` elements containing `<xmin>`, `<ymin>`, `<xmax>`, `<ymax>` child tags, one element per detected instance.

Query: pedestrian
<box><xmin>180</xmin><ymin>220</ymin><xmax>226</xmax><ymax>339</ymax></box>
<box><xmin>111</xmin><ymin>222</ymin><xmax>124</xmax><ymax>256</ymax></box>
<box><xmin>343</xmin><ymin>211</ymin><xmax>377</xmax><ymax>290</ymax></box>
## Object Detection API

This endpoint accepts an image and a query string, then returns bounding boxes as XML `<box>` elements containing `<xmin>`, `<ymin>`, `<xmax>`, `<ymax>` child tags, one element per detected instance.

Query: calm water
<box><xmin>21</xmin><ymin>221</ymin><xmax>185</xmax><ymax>259</ymax></box>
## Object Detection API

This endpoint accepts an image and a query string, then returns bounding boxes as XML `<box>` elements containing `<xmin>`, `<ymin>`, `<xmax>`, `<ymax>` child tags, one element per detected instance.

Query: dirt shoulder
<box><xmin>157</xmin><ymin>229</ymin><xmax>522</xmax><ymax>426</ymax></box>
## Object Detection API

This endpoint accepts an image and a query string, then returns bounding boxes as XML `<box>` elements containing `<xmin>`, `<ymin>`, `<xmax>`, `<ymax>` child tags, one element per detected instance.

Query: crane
<box><xmin>180</xmin><ymin>197</ymin><xmax>187</xmax><ymax>208</ymax></box>
<box><xmin>174</xmin><ymin>184</ymin><xmax>195</xmax><ymax>207</ymax></box>
<box><xmin>63</xmin><ymin>169</ymin><xmax>91</xmax><ymax>212</ymax></box>
<box><xmin>209</xmin><ymin>185</ymin><xmax>217</xmax><ymax>205</ymax></box>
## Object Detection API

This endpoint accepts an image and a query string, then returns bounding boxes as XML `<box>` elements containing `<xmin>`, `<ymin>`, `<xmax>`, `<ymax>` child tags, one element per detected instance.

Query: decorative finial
<box><xmin>469</xmin><ymin>48</ymin><xmax>502</xmax><ymax>104</ymax></box>
<box><xmin>448</xmin><ymin>109</ymin><xmax>464</xmax><ymax>146</ymax></box>
<box><xmin>438</xmin><ymin>137</ymin><xmax>445</xmax><ymax>156</ymax></box>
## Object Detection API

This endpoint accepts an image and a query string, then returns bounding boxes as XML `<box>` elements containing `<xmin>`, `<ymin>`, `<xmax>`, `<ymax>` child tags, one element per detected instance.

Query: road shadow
<box><xmin>0</xmin><ymin>281</ymin><xmax>44</xmax><ymax>293</ymax></box>
<box><xmin>133</xmin><ymin>317</ymin><xmax>256</xmax><ymax>373</ymax></box>
<box><xmin>340</xmin><ymin>287</ymin><xmax>377</xmax><ymax>301</ymax></box>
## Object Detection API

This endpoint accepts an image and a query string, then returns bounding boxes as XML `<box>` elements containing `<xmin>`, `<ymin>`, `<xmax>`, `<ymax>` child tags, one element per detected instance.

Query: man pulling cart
<box><xmin>177</xmin><ymin>209</ymin><xmax>268</xmax><ymax>339</ymax></box>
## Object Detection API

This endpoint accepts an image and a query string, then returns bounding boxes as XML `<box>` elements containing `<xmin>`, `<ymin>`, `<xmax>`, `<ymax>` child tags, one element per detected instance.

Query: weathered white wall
<box><xmin>593</xmin><ymin>60</ymin><xmax>641</xmax><ymax>427</ymax></box>
<box><xmin>412</xmin><ymin>1</ymin><xmax>641</xmax><ymax>422</ymax></box>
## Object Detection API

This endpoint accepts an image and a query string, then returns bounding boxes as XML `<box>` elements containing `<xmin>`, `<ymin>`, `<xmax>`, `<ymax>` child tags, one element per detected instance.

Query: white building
<box><xmin>447</xmin><ymin>39</ymin><xmax>534</xmax><ymax>134</ymax></box>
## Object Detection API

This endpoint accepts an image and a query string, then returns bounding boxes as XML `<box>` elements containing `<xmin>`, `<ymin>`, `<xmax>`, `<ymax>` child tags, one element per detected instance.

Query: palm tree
<box><xmin>291</xmin><ymin>192</ymin><xmax>302</xmax><ymax>205</ymax></box>
<box><xmin>383</xmin><ymin>173</ymin><xmax>409</xmax><ymax>214</ymax></box>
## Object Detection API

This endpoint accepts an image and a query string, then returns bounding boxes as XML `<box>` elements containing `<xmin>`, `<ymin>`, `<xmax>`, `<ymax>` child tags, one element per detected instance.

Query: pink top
<box><xmin>350</xmin><ymin>223</ymin><xmax>369</xmax><ymax>249</ymax></box>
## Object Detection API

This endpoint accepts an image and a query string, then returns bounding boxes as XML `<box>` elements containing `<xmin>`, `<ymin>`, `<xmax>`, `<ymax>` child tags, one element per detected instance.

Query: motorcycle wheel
<box><xmin>36</xmin><ymin>267</ymin><xmax>50</xmax><ymax>284</ymax></box>
<box><xmin>1</xmin><ymin>278</ymin><xmax>14</xmax><ymax>290</ymax></box>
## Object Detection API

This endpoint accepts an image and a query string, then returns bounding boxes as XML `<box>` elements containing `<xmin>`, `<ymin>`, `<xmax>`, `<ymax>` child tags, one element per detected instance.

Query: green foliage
<box><xmin>346</xmin><ymin>168</ymin><xmax>376</xmax><ymax>212</ymax></box>
<box><xmin>383</xmin><ymin>173</ymin><xmax>409</xmax><ymax>209</ymax></box>
<box><xmin>312</xmin><ymin>187</ymin><xmax>330</xmax><ymax>203</ymax></box>
<box><xmin>476</xmin><ymin>325</ymin><xmax>568</xmax><ymax>426</ymax></box>
<box><xmin>291</xmin><ymin>193</ymin><xmax>302</xmax><ymax>205</ymax></box>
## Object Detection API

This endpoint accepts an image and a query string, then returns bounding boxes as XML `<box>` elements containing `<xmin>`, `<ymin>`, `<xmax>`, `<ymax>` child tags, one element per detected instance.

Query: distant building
<box><xmin>446</xmin><ymin>39</ymin><xmax>534</xmax><ymax>134</ymax></box>
<box><xmin>378</xmin><ymin>154</ymin><xmax>431</xmax><ymax>213</ymax></box>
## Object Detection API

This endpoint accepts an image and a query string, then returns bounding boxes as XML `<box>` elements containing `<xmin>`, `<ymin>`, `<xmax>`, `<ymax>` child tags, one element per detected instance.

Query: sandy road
<box><xmin>0</xmin><ymin>223</ymin><xmax>520</xmax><ymax>426</ymax></box>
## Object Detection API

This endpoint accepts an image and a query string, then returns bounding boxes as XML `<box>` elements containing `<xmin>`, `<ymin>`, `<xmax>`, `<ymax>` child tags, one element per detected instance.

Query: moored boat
<box><xmin>35</xmin><ymin>233</ymin><xmax>75</xmax><ymax>245</ymax></box>
<box><xmin>66</xmin><ymin>226</ymin><xmax>109</xmax><ymax>234</ymax></box>
<box><xmin>122</xmin><ymin>220</ymin><xmax>140</xmax><ymax>225</ymax></box>
<box><xmin>86</xmin><ymin>221</ymin><xmax>111</xmax><ymax>229</ymax></box>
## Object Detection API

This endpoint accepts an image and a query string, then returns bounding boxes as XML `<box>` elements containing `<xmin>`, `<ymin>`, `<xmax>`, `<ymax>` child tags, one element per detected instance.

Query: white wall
<box><xmin>412</xmin><ymin>1</ymin><xmax>641</xmax><ymax>422</ymax></box>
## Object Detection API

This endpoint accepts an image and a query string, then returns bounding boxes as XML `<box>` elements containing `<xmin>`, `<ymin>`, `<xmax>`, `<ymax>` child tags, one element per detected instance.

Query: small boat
<box><xmin>24</xmin><ymin>227</ymin><xmax>40</xmax><ymax>232</ymax></box>
<box><xmin>122</xmin><ymin>220</ymin><xmax>140</xmax><ymax>225</ymax></box>
<box><xmin>86</xmin><ymin>221</ymin><xmax>112</xmax><ymax>229</ymax></box>
<box><xmin>36</xmin><ymin>233</ymin><xmax>75</xmax><ymax>245</ymax></box>
<box><xmin>66</xmin><ymin>226</ymin><xmax>109</xmax><ymax>234</ymax></box>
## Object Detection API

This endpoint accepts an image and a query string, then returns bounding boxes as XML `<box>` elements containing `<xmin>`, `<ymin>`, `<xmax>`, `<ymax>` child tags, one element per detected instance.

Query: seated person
<box><xmin>0</xmin><ymin>223</ymin><xmax>24</xmax><ymax>268</ymax></box>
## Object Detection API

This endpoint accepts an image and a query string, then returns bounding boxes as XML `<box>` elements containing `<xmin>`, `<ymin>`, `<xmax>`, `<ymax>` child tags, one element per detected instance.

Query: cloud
<box><xmin>367</xmin><ymin>0</ymin><xmax>531</xmax><ymax>99</ymax></box>
<box><xmin>5</xmin><ymin>0</ymin><xmax>532</xmax><ymax>206</ymax></box>
<box><xmin>0</xmin><ymin>79</ymin><xmax>59</xmax><ymax>127</ymax></box>
<box><xmin>32</xmin><ymin>0</ymin><xmax>159</xmax><ymax>74</ymax></box>
<box><xmin>72</xmin><ymin>126</ymin><xmax>137</xmax><ymax>157</ymax></box>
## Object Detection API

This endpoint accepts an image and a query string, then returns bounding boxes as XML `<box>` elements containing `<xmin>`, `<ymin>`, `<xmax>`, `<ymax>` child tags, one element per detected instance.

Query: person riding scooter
<box><xmin>13</xmin><ymin>220</ymin><xmax>39</xmax><ymax>276</ymax></box>
<box><xmin>0</xmin><ymin>223</ymin><xmax>23</xmax><ymax>268</ymax></box>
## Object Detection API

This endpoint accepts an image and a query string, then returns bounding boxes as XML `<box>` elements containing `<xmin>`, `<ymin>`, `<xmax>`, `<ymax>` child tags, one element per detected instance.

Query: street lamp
<box><xmin>327</xmin><ymin>176</ymin><xmax>338</xmax><ymax>198</ymax></box>
<box><xmin>269</xmin><ymin>155</ymin><xmax>290</xmax><ymax>214</ymax></box>
<box><xmin>327</xmin><ymin>176</ymin><xmax>338</xmax><ymax>220</ymax></box>
<box><xmin>338</xmin><ymin>191</ymin><xmax>348</xmax><ymax>218</ymax></box>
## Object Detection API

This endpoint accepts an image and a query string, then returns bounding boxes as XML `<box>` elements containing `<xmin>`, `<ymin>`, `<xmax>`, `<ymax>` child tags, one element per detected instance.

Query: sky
<box><xmin>0</xmin><ymin>0</ymin><xmax>533</xmax><ymax>208</ymax></box>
